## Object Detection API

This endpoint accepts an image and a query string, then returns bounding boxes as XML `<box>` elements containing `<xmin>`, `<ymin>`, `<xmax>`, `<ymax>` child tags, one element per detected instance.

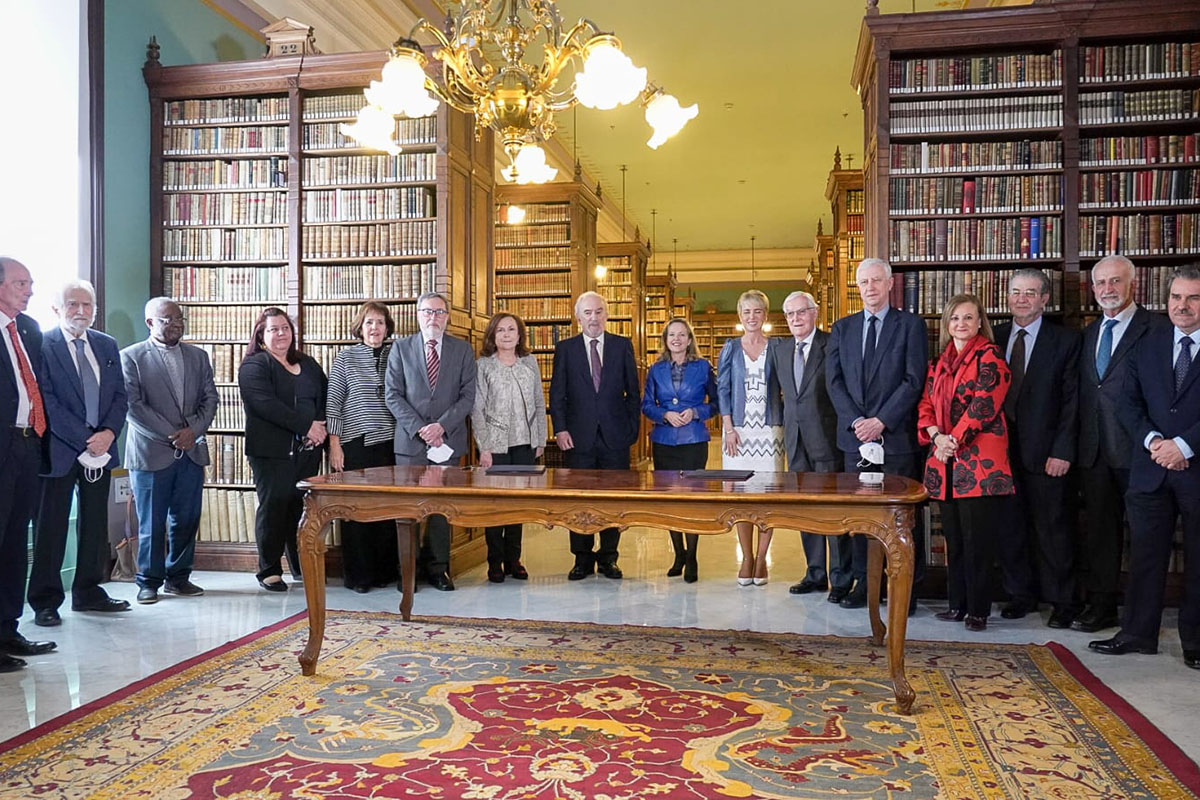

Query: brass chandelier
<box><xmin>341</xmin><ymin>0</ymin><xmax>698</xmax><ymax>183</ymax></box>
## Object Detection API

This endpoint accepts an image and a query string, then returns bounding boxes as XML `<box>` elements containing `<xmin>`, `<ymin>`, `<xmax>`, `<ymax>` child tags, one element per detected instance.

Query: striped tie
<box><xmin>426</xmin><ymin>338</ymin><xmax>440</xmax><ymax>389</ymax></box>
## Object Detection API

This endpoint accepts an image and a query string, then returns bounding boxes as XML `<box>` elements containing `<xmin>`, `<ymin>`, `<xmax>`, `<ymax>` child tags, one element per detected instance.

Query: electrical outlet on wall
<box><xmin>113</xmin><ymin>476</ymin><xmax>132</xmax><ymax>503</ymax></box>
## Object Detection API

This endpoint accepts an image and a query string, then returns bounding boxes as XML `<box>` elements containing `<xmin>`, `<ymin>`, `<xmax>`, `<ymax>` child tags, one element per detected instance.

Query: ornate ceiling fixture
<box><xmin>340</xmin><ymin>1</ymin><xmax>698</xmax><ymax>183</ymax></box>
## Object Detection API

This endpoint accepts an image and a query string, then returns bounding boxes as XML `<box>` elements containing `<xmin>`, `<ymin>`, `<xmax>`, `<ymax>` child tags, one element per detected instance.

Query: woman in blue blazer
<box><xmin>642</xmin><ymin>317</ymin><xmax>717</xmax><ymax>582</ymax></box>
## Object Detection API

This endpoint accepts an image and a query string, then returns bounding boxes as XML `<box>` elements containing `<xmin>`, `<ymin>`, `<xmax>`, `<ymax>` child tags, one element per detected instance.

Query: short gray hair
<box><xmin>1172</xmin><ymin>265</ymin><xmax>1200</xmax><ymax>284</ymax></box>
<box><xmin>1093</xmin><ymin>254</ymin><xmax>1135</xmax><ymax>281</ymax></box>
<box><xmin>0</xmin><ymin>256</ymin><xmax>24</xmax><ymax>283</ymax></box>
<box><xmin>416</xmin><ymin>291</ymin><xmax>449</xmax><ymax>309</ymax></box>
<box><xmin>144</xmin><ymin>296</ymin><xmax>178</xmax><ymax>319</ymax></box>
<box><xmin>1012</xmin><ymin>267</ymin><xmax>1051</xmax><ymax>296</ymax></box>
<box><xmin>574</xmin><ymin>291</ymin><xmax>607</xmax><ymax>317</ymax></box>
<box><xmin>53</xmin><ymin>278</ymin><xmax>97</xmax><ymax>309</ymax></box>
<box><xmin>782</xmin><ymin>290</ymin><xmax>818</xmax><ymax>311</ymax></box>
<box><xmin>856</xmin><ymin>258</ymin><xmax>892</xmax><ymax>280</ymax></box>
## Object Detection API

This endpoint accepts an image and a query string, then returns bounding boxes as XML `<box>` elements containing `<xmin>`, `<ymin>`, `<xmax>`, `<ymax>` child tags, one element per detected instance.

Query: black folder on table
<box><xmin>681</xmin><ymin>469</ymin><xmax>754</xmax><ymax>480</ymax></box>
<box><xmin>485</xmin><ymin>465</ymin><xmax>547</xmax><ymax>475</ymax></box>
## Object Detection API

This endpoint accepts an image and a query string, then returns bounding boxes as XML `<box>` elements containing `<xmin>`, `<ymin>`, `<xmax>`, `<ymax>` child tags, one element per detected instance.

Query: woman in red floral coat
<box><xmin>917</xmin><ymin>293</ymin><xmax>1015</xmax><ymax>632</ymax></box>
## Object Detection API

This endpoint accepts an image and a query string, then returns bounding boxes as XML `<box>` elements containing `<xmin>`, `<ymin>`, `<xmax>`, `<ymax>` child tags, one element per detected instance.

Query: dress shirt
<box><xmin>62</xmin><ymin>326</ymin><xmax>101</xmax><ymax>383</ymax></box>
<box><xmin>861</xmin><ymin>306</ymin><xmax>890</xmax><ymax>357</ymax></box>
<box><xmin>1143</xmin><ymin>327</ymin><xmax>1200</xmax><ymax>460</ymax></box>
<box><xmin>1096</xmin><ymin>302</ymin><xmax>1138</xmax><ymax>359</ymax></box>
<box><xmin>0</xmin><ymin>310</ymin><xmax>32</xmax><ymax>426</ymax></box>
<box><xmin>1004</xmin><ymin>314</ymin><xmax>1043</xmax><ymax>370</ymax></box>
<box><xmin>148</xmin><ymin>336</ymin><xmax>187</xmax><ymax>413</ymax></box>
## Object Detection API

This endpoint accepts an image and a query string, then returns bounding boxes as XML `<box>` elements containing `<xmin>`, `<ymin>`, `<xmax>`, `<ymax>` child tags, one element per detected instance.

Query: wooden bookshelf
<box><xmin>145</xmin><ymin>44</ymin><xmax>495</xmax><ymax>574</ymax></box>
<box><xmin>494</xmin><ymin>182</ymin><xmax>601</xmax><ymax>468</ymax></box>
<box><xmin>597</xmin><ymin>241</ymin><xmax>650</xmax><ymax>465</ymax></box>
<box><xmin>825</xmin><ymin>148</ymin><xmax>866</xmax><ymax>321</ymax></box>
<box><xmin>812</xmin><ymin>220</ymin><xmax>836</xmax><ymax>331</ymax></box>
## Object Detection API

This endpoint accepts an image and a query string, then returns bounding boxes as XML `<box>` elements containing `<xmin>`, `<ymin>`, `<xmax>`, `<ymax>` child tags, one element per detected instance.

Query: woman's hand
<box><xmin>535</xmin><ymin>446</ymin><xmax>544</xmax><ymax>459</ymax></box>
<box><xmin>479</xmin><ymin>450</ymin><xmax>493</xmax><ymax>468</ymax></box>
<box><xmin>664</xmin><ymin>411</ymin><xmax>686</xmax><ymax>427</ymax></box>
<box><xmin>306</xmin><ymin>420</ymin><xmax>327</xmax><ymax>447</ymax></box>
<box><xmin>722</xmin><ymin>428</ymin><xmax>741</xmax><ymax>457</ymax></box>
<box><xmin>328</xmin><ymin>438</ymin><xmax>344</xmax><ymax>471</ymax></box>
<box><xmin>933</xmin><ymin>433</ymin><xmax>957</xmax><ymax>463</ymax></box>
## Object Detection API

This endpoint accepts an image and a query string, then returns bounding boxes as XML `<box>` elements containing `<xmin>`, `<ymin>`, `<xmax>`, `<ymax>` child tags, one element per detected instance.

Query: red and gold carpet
<box><xmin>1</xmin><ymin>612</ymin><xmax>1197</xmax><ymax>799</ymax></box>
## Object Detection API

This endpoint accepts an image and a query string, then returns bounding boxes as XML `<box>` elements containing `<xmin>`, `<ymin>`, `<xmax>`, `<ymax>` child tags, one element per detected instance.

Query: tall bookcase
<box><xmin>145</xmin><ymin>43</ymin><xmax>495</xmax><ymax>572</ymax></box>
<box><xmin>812</xmin><ymin>219</ymin><xmax>837</xmax><ymax>330</ymax></box>
<box><xmin>825</xmin><ymin>148</ymin><xmax>867</xmax><ymax>321</ymax></box>
<box><xmin>643</xmin><ymin>267</ymin><xmax>677</xmax><ymax>364</ymax></box>
<box><xmin>493</xmin><ymin>182</ymin><xmax>600</xmax><ymax>467</ymax></box>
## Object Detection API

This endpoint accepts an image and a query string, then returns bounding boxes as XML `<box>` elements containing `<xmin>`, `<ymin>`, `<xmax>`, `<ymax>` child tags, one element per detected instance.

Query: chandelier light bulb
<box><xmin>501</xmin><ymin>144</ymin><xmax>558</xmax><ymax>184</ymax></box>
<box><xmin>645</xmin><ymin>91</ymin><xmax>698</xmax><ymax>149</ymax></box>
<box><xmin>365</xmin><ymin>52</ymin><xmax>440</xmax><ymax>118</ymax></box>
<box><xmin>504</xmin><ymin>204</ymin><xmax>526</xmax><ymax>225</ymax></box>
<box><xmin>575</xmin><ymin>39</ymin><xmax>646</xmax><ymax>110</ymax></box>
<box><xmin>339</xmin><ymin>105</ymin><xmax>401</xmax><ymax>156</ymax></box>
<box><xmin>594</xmin><ymin>264</ymin><xmax>608</xmax><ymax>280</ymax></box>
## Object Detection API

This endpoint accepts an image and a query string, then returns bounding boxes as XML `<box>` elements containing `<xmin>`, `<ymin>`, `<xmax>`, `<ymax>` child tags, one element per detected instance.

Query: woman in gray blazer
<box><xmin>471</xmin><ymin>313</ymin><xmax>546</xmax><ymax>583</ymax></box>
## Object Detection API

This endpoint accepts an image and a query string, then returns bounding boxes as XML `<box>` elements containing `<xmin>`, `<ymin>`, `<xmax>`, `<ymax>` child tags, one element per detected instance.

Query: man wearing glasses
<box><xmin>994</xmin><ymin>268</ymin><xmax>1081</xmax><ymax>628</ymax></box>
<box><xmin>385</xmin><ymin>292</ymin><xmax>476</xmax><ymax>591</ymax></box>
<box><xmin>120</xmin><ymin>298</ymin><xmax>218</xmax><ymax>604</ymax></box>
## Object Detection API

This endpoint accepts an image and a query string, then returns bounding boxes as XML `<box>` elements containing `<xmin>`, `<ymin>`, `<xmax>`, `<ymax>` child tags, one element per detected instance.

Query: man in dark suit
<box><xmin>385</xmin><ymin>291</ymin><xmax>476</xmax><ymax>591</ymax></box>
<box><xmin>1075</xmin><ymin>255</ymin><xmax>1170</xmax><ymax>633</ymax></box>
<box><xmin>774</xmin><ymin>290</ymin><xmax>843</xmax><ymax>597</ymax></box>
<box><xmin>121</xmin><ymin>297</ymin><xmax>219</xmax><ymax>605</ymax></box>
<box><xmin>550</xmin><ymin>291</ymin><xmax>640</xmax><ymax>580</ymax></box>
<box><xmin>993</xmin><ymin>267</ymin><xmax>1081</xmax><ymax>628</ymax></box>
<box><xmin>0</xmin><ymin>257</ymin><xmax>56</xmax><ymax>671</ymax></box>
<box><xmin>28</xmin><ymin>279</ymin><xmax>130</xmax><ymax>626</ymax></box>
<box><xmin>827</xmin><ymin>258</ymin><xmax>928</xmax><ymax>609</ymax></box>
<box><xmin>1090</xmin><ymin>265</ymin><xmax>1200</xmax><ymax>671</ymax></box>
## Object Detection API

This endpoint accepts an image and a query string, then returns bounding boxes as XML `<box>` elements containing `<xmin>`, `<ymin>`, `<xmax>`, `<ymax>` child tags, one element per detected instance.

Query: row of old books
<box><xmin>889</xmin><ymin>215</ymin><xmax>1063</xmax><ymax>262</ymax></box>
<box><xmin>495</xmin><ymin>271</ymin><xmax>571</xmax><ymax>296</ymax></box>
<box><xmin>889</xmin><ymin>267</ymin><xmax>1063</xmax><ymax>316</ymax></box>
<box><xmin>1078</xmin><ymin>213</ymin><xmax>1200</xmax><ymax>256</ymax></box>
<box><xmin>1080</xmin><ymin>266</ymin><xmax>1181</xmax><ymax>313</ymax></box>
<box><xmin>163</xmin><ymin>228</ymin><xmax>287</xmax><ymax>262</ymax></box>
<box><xmin>889</xmin><ymin>174</ymin><xmax>1063</xmax><ymax>215</ymax></box>
<box><xmin>204</xmin><ymin>433</ymin><xmax>250</xmax><ymax>484</ymax></box>
<box><xmin>1079</xmin><ymin>169</ymin><xmax>1200</xmax><ymax>208</ymax></box>
<box><xmin>890</xmin><ymin>140</ymin><xmax>1062</xmax><ymax>175</ymax></box>
<box><xmin>191</xmin><ymin>343</ymin><xmax>248</xmax><ymax>384</ymax></box>
<box><xmin>301</xmin><ymin>94</ymin><xmax>369</xmax><ymax>119</ymax></box>
<box><xmin>1080</xmin><ymin>134</ymin><xmax>1199</xmax><ymax>166</ymax></box>
<box><xmin>163</xmin><ymin>157</ymin><xmax>287</xmax><ymax>190</ymax></box>
<box><xmin>496</xmin><ymin>296</ymin><xmax>573</xmax><ymax>322</ymax></box>
<box><xmin>164</xmin><ymin>191</ymin><xmax>287</xmax><ymax>226</ymax></box>
<box><xmin>525</xmin><ymin>323</ymin><xmax>574</xmax><ymax>349</ymax></box>
<box><xmin>302</xmin><ymin>303</ymin><xmax>418</xmax><ymax>341</ymax></box>
<box><xmin>845</xmin><ymin>188</ymin><xmax>865</xmax><ymax>214</ymax></box>
<box><xmin>163</xmin><ymin>266</ymin><xmax>287</xmax><ymax>303</ymax></box>
<box><xmin>164</xmin><ymin>126</ymin><xmax>288</xmax><ymax>155</ymax></box>
<box><xmin>183</xmin><ymin>305</ymin><xmax>265</xmax><ymax>341</ymax></box>
<box><xmin>302</xmin><ymin>118</ymin><xmax>436</xmax><ymax>150</ymax></box>
<box><xmin>302</xmin><ymin>187</ymin><xmax>435</xmax><ymax>223</ymax></box>
<box><xmin>302</xmin><ymin>153</ymin><xmax>437</xmax><ymax>186</ymax></box>
<box><xmin>596</xmin><ymin>258</ymin><xmax>634</xmax><ymax>283</ymax></box>
<box><xmin>495</xmin><ymin>223</ymin><xmax>571</xmax><ymax>247</ymax></box>
<box><xmin>846</xmin><ymin>235</ymin><xmax>866</xmax><ymax>261</ymax></box>
<box><xmin>300</xmin><ymin>220</ymin><xmax>437</xmax><ymax>258</ymax></box>
<box><xmin>494</xmin><ymin>202</ymin><xmax>570</xmax><ymax>225</ymax></box>
<box><xmin>1080</xmin><ymin>42</ymin><xmax>1200</xmax><ymax>83</ymax></box>
<box><xmin>1078</xmin><ymin>89</ymin><xmax>1200</xmax><ymax>124</ymax></box>
<box><xmin>891</xmin><ymin>96</ymin><xmax>1062</xmax><ymax>135</ymax></box>
<box><xmin>494</xmin><ymin>246</ymin><xmax>571</xmax><ymax>271</ymax></box>
<box><xmin>214</xmin><ymin>386</ymin><xmax>244</xmax><ymax>429</ymax></box>
<box><xmin>888</xmin><ymin>51</ymin><xmax>1062</xmax><ymax>93</ymax></box>
<box><xmin>197</xmin><ymin>488</ymin><xmax>257</xmax><ymax>543</ymax></box>
<box><xmin>600</xmin><ymin>300</ymin><xmax>636</xmax><ymax>318</ymax></box>
<box><xmin>165</xmin><ymin>96</ymin><xmax>288</xmax><ymax>125</ymax></box>
<box><xmin>303</xmin><ymin>262</ymin><xmax>437</xmax><ymax>300</ymax></box>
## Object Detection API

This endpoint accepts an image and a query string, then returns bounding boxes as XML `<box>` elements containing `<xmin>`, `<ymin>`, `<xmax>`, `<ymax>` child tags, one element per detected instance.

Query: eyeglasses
<box><xmin>153</xmin><ymin>315</ymin><xmax>187</xmax><ymax>325</ymax></box>
<box><xmin>418</xmin><ymin>308</ymin><xmax>449</xmax><ymax>318</ymax></box>
<box><xmin>784</xmin><ymin>308</ymin><xmax>817</xmax><ymax>318</ymax></box>
<box><xmin>1008</xmin><ymin>289</ymin><xmax>1044</xmax><ymax>299</ymax></box>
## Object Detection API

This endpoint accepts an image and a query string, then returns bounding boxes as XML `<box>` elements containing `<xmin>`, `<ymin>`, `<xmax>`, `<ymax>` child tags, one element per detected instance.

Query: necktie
<box><xmin>589</xmin><ymin>337</ymin><xmax>602</xmax><ymax>392</ymax></box>
<box><xmin>793</xmin><ymin>341</ymin><xmax>806</xmax><ymax>395</ymax></box>
<box><xmin>6</xmin><ymin>321</ymin><xmax>46</xmax><ymax>436</ymax></box>
<box><xmin>863</xmin><ymin>315</ymin><xmax>878</xmax><ymax>374</ymax></box>
<box><xmin>1176</xmin><ymin>336</ymin><xmax>1193</xmax><ymax>394</ymax></box>
<box><xmin>425</xmin><ymin>339</ymin><xmax>439</xmax><ymax>389</ymax></box>
<box><xmin>74</xmin><ymin>337</ymin><xmax>100</xmax><ymax>428</ymax></box>
<box><xmin>1006</xmin><ymin>328</ymin><xmax>1027</xmax><ymax>417</ymax></box>
<box><xmin>1096</xmin><ymin>318</ymin><xmax>1118</xmax><ymax>379</ymax></box>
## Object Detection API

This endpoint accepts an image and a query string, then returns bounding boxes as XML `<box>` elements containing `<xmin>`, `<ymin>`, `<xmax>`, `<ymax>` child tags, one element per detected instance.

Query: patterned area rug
<box><xmin>2</xmin><ymin>612</ymin><xmax>1197</xmax><ymax>799</ymax></box>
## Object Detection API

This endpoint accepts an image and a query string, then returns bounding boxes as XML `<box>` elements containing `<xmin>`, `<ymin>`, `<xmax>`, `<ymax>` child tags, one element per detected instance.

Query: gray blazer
<box><xmin>471</xmin><ymin>354</ymin><xmax>546</xmax><ymax>454</ymax></box>
<box><xmin>120</xmin><ymin>338</ymin><xmax>218</xmax><ymax>471</ymax></box>
<box><xmin>385</xmin><ymin>332</ymin><xmax>477</xmax><ymax>458</ymax></box>
<box><xmin>773</xmin><ymin>330</ymin><xmax>839</xmax><ymax>471</ymax></box>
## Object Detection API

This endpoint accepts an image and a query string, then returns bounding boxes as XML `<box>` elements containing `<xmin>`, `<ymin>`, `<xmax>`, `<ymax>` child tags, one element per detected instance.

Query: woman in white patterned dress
<box><xmin>717</xmin><ymin>290</ymin><xmax>786</xmax><ymax>586</ymax></box>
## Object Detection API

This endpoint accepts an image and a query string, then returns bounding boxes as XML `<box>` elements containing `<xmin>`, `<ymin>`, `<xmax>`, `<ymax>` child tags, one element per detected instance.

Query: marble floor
<box><xmin>2</xmin><ymin>525</ymin><xmax>1197</xmax><ymax>768</ymax></box>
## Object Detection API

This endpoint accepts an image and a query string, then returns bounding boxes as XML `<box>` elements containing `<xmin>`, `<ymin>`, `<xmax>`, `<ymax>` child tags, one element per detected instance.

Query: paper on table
<box><xmin>426</xmin><ymin>443</ymin><xmax>454</xmax><ymax>463</ymax></box>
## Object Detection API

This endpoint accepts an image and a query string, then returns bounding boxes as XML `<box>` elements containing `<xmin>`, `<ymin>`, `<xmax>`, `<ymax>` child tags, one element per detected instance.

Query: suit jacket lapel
<box><xmin>847</xmin><ymin>314</ymin><xmax>865</xmax><ymax>407</ymax></box>
<box><xmin>864</xmin><ymin>311</ymin><xmax>900</xmax><ymax>388</ymax></box>
<box><xmin>1105</xmin><ymin>309</ymin><xmax>1148</xmax><ymax>379</ymax></box>
<box><xmin>777</xmin><ymin>339</ymin><xmax>797</xmax><ymax>399</ymax></box>
<box><xmin>50</xmin><ymin>330</ymin><xmax>87</xmax><ymax>405</ymax></box>
<box><xmin>1024</xmin><ymin>322</ymin><xmax>1053</xmax><ymax>384</ymax></box>
<box><xmin>1177</xmin><ymin>334</ymin><xmax>1200</xmax><ymax>398</ymax></box>
<box><xmin>799</xmin><ymin>332</ymin><xmax>825</xmax><ymax>397</ymax></box>
<box><xmin>1082</xmin><ymin>320</ymin><xmax>1100</xmax><ymax>383</ymax></box>
<box><xmin>411</xmin><ymin>335</ymin><xmax>433</xmax><ymax>395</ymax></box>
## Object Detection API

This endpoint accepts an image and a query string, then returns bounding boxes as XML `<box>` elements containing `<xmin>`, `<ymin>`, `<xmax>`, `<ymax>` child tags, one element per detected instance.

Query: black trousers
<box><xmin>843</xmin><ymin>450</ymin><xmax>925</xmax><ymax>584</ymax></box>
<box><xmin>0</xmin><ymin>431</ymin><xmax>43</xmax><ymax>636</ymax></box>
<box><xmin>1080</xmin><ymin>461</ymin><xmax>1130</xmax><ymax>607</ymax></box>
<box><xmin>339</xmin><ymin>437</ymin><xmax>397</xmax><ymax>588</ymax></box>
<box><xmin>1000</xmin><ymin>466</ymin><xmax>1076</xmax><ymax>607</ymax></box>
<box><xmin>652</xmin><ymin>440</ymin><xmax>709</xmax><ymax>538</ymax></box>
<box><xmin>1121</xmin><ymin>473</ymin><xmax>1200</xmax><ymax>650</ymax></box>
<box><xmin>789</xmin><ymin>450</ymin><xmax>840</xmax><ymax>585</ymax></box>
<box><xmin>393</xmin><ymin>452</ymin><xmax>452</xmax><ymax>574</ymax></box>
<box><xmin>940</xmin><ymin>494</ymin><xmax>1008</xmax><ymax>618</ymax></box>
<box><xmin>484</xmin><ymin>444</ymin><xmax>536</xmax><ymax>567</ymax></box>
<box><xmin>564</xmin><ymin>441</ymin><xmax>629</xmax><ymax>566</ymax></box>
<box><xmin>249</xmin><ymin>450</ymin><xmax>321</xmax><ymax>582</ymax></box>
<box><xmin>28</xmin><ymin>463</ymin><xmax>112</xmax><ymax>611</ymax></box>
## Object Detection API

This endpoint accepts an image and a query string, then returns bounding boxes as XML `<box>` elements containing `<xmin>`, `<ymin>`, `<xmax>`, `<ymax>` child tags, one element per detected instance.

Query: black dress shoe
<box><xmin>505</xmin><ymin>562</ymin><xmax>529</xmax><ymax>580</ymax></box>
<box><xmin>1088</xmin><ymin>636</ymin><xmax>1157</xmax><ymax>656</ymax></box>
<box><xmin>683</xmin><ymin>562</ymin><xmax>698</xmax><ymax>583</ymax></box>
<box><xmin>137</xmin><ymin>587</ymin><xmax>159</xmax><ymax>605</ymax></box>
<box><xmin>72</xmin><ymin>598</ymin><xmax>131</xmax><ymax>613</ymax></box>
<box><xmin>1184</xmin><ymin>650</ymin><xmax>1200</xmax><ymax>670</ymax></box>
<box><xmin>597</xmin><ymin>562</ymin><xmax>623</xmax><ymax>580</ymax></box>
<box><xmin>34</xmin><ymin>609</ymin><xmax>61</xmax><ymax>627</ymax></box>
<box><xmin>351</xmin><ymin>585</ymin><xmax>369</xmax><ymax>594</ymax></box>
<box><xmin>789</xmin><ymin>577</ymin><xmax>827</xmax><ymax>595</ymax></box>
<box><xmin>840</xmin><ymin>584</ymin><xmax>868</xmax><ymax>609</ymax></box>
<box><xmin>0</xmin><ymin>654</ymin><xmax>26</xmax><ymax>673</ymax></box>
<box><xmin>964</xmin><ymin>615</ymin><xmax>988</xmax><ymax>632</ymax></box>
<box><xmin>1071</xmin><ymin>605</ymin><xmax>1119</xmax><ymax>633</ymax></box>
<box><xmin>827</xmin><ymin>586</ymin><xmax>850</xmax><ymax>604</ymax></box>
<box><xmin>0</xmin><ymin>634</ymin><xmax>57</xmax><ymax>656</ymax></box>
<box><xmin>935</xmin><ymin>608</ymin><xmax>966</xmax><ymax>622</ymax></box>
<box><xmin>1000</xmin><ymin>600</ymin><xmax>1034</xmax><ymax>620</ymax></box>
<box><xmin>487</xmin><ymin>567</ymin><xmax>505</xmax><ymax>584</ymax></box>
<box><xmin>1047</xmin><ymin>605</ymin><xmax>1077</xmax><ymax>629</ymax></box>
<box><xmin>258</xmin><ymin>578</ymin><xmax>288</xmax><ymax>592</ymax></box>
<box><xmin>164</xmin><ymin>580</ymin><xmax>204</xmax><ymax>597</ymax></box>
<box><xmin>568</xmin><ymin>563</ymin><xmax>593</xmax><ymax>581</ymax></box>
<box><xmin>429</xmin><ymin>572</ymin><xmax>455</xmax><ymax>591</ymax></box>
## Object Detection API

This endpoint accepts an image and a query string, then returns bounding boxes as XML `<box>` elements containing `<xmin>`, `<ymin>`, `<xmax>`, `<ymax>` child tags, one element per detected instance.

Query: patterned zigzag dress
<box><xmin>722</xmin><ymin>347</ymin><xmax>785</xmax><ymax>471</ymax></box>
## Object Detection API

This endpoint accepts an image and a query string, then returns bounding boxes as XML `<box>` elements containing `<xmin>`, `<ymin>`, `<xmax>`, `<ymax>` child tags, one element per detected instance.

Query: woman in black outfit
<box><xmin>238</xmin><ymin>307</ymin><xmax>327</xmax><ymax>591</ymax></box>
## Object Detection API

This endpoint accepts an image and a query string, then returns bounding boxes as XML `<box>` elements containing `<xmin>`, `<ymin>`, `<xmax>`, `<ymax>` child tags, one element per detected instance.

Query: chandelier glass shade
<box><xmin>339</xmin><ymin>0</ymin><xmax>698</xmax><ymax>183</ymax></box>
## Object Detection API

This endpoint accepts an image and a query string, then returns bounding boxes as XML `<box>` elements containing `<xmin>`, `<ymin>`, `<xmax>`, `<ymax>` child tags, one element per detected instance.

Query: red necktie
<box><xmin>6</xmin><ymin>320</ymin><xmax>46</xmax><ymax>436</ymax></box>
<box><xmin>426</xmin><ymin>339</ymin><xmax>440</xmax><ymax>389</ymax></box>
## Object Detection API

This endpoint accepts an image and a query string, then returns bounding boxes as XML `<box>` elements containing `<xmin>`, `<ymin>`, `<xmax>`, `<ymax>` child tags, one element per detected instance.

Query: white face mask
<box><xmin>857</xmin><ymin>439</ymin><xmax>885</xmax><ymax>485</ymax></box>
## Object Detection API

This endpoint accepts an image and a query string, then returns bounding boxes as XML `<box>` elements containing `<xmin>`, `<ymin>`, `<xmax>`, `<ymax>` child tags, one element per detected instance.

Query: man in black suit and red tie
<box><xmin>1091</xmin><ymin>265</ymin><xmax>1200</xmax><ymax>671</ymax></box>
<box><xmin>0</xmin><ymin>257</ymin><xmax>57</xmax><ymax>672</ymax></box>
<box><xmin>550</xmin><ymin>291</ymin><xmax>640</xmax><ymax>581</ymax></box>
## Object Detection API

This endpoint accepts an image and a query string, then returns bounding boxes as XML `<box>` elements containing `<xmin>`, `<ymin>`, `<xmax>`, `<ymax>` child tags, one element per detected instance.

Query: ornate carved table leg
<box><xmin>866</xmin><ymin>537</ymin><xmax>886</xmax><ymax>646</ymax></box>
<box><xmin>297</xmin><ymin>493</ymin><xmax>329</xmax><ymax>676</ymax></box>
<box><xmin>397</xmin><ymin>520</ymin><xmax>416</xmax><ymax>621</ymax></box>
<box><xmin>884</xmin><ymin>506</ymin><xmax>917</xmax><ymax>715</ymax></box>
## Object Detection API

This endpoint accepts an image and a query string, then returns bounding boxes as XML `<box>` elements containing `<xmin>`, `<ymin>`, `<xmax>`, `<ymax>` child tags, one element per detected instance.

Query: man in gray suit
<box><xmin>774</xmin><ymin>291</ymin><xmax>843</xmax><ymax>597</ymax></box>
<box><xmin>121</xmin><ymin>298</ymin><xmax>218</xmax><ymax>604</ymax></box>
<box><xmin>385</xmin><ymin>291</ymin><xmax>476</xmax><ymax>591</ymax></box>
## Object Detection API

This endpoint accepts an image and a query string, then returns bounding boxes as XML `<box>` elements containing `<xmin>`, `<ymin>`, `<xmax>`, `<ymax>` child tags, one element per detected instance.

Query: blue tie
<box><xmin>74</xmin><ymin>338</ymin><xmax>100</xmax><ymax>428</ymax></box>
<box><xmin>1096</xmin><ymin>318</ymin><xmax>1118</xmax><ymax>379</ymax></box>
<box><xmin>1177</xmin><ymin>336</ymin><xmax>1193</xmax><ymax>394</ymax></box>
<box><xmin>864</xmin><ymin>315</ymin><xmax>878</xmax><ymax>374</ymax></box>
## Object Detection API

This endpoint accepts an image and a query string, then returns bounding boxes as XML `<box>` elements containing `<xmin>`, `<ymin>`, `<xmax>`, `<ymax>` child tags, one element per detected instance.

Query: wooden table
<box><xmin>295</xmin><ymin>466</ymin><xmax>927</xmax><ymax>714</ymax></box>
